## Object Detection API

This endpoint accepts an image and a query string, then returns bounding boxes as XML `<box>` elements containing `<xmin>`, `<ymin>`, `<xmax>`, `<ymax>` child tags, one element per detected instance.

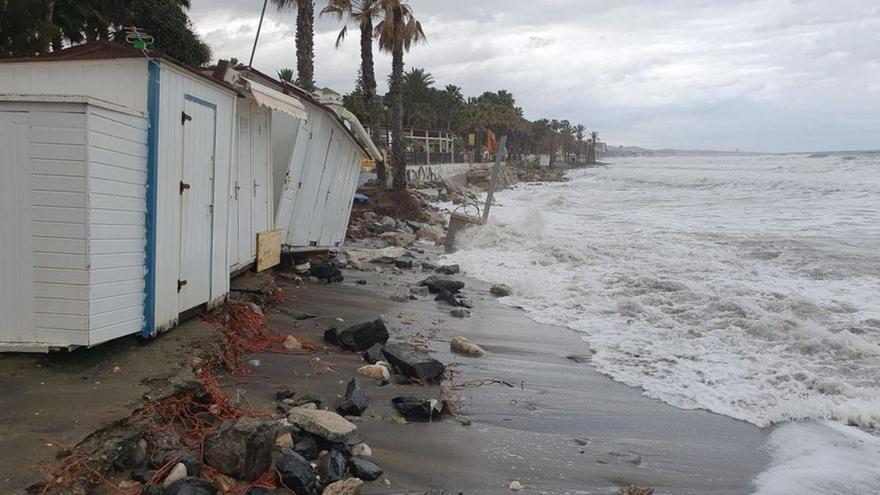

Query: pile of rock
<box><xmin>347</xmin><ymin>211</ymin><xmax>447</xmax><ymax>247</ymax></box>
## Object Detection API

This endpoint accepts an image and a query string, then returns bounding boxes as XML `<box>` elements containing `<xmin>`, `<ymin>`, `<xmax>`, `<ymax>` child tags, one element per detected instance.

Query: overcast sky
<box><xmin>190</xmin><ymin>0</ymin><xmax>880</xmax><ymax>152</ymax></box>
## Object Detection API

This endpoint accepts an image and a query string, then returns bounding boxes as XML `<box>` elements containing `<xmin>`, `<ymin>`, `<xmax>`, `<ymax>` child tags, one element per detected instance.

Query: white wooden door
<box><xmin>275</xmin><ymin>118</ymin><xmax>310</xmax><ymax>239</ymax></box>
<box><xmin>234</xmin><ymin>108</ymin><xmax>253</xmax><ymax>266</ymax></box>
<box><xmin>251</xmin><ymin>107</ymin><xmax>270</xmax><ymax>235</ymax></box>
<box><xmin>0</xmin><ymin>112</ymin><xmax>35</xmax><ymax>343</ymax></box>
<box><xmin>179</xmin><ymin>97</ymin><xmax>216</xmax><ymax>312</ymax></box>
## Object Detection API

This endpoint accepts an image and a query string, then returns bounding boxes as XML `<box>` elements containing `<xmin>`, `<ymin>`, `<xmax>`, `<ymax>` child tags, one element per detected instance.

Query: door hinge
<box><xmin>181</xmin><ymin>111</ymin><xmax>192</xmax><ymax>125</ymax></box>
<box><xmin>177</xmin><ymin>279</ymin><xmax>188</xmax><ymax>292</ymax></box>
<box><xmin>180</xmin><ymin>181</ymin><xmax>191</xmax><ymax>194</ymax></box>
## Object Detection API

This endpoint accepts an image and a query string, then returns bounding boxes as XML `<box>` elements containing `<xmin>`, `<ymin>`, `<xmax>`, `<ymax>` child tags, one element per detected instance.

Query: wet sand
<box><xmin>234</xmin><ymin>261</ymin><xmax>770</xmax><ymax>495</ymax></box>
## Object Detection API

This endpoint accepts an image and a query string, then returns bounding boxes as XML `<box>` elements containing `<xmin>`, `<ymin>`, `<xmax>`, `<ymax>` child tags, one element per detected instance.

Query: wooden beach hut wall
<box><xmin>0</xmin><ymin>42</ymin><xmax>237</xmax><ymax>351</ymax></box>
<box><xmin>216</xmin><ymin>68</ymin><xmax>310</xmax><ymax>273</ymax></box>
<box><xmin>241</xmin><ymin>71</ymin><xmax>381</xmax><ymax>251</ymax></box>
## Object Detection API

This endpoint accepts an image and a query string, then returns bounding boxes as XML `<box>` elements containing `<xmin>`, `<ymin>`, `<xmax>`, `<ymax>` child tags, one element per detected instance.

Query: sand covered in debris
<box><xmin>236</xmin><ymin>256</ymin><xmax>769</xmax><ymax>494</ymax></box>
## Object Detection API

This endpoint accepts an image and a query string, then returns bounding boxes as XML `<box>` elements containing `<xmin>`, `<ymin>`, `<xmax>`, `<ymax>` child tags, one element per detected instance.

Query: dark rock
<box><xmin>362</xmin><ymin>344</ymin><xmax>385</xmax><ymax>364</ymax></box>
<box><xmin>419</xmin><ymin>275</ymin><xmax>465</xmax><ymax>294</ymax></box>
<box><xmin>113</xmin><ymin>438</ymin><xmax>147</xmax><ymax>470</ymax></box>
<box><xmin>289</xmin><ymin>394</ymin><xmax>322</xmax><ymax>408</ymax></box>
<box><xmin>292</xmin><ymin>431</ymin><xmax>320</xmax><ymax>460</ymax></box>
<box><xmin>566</xmin><ymin>355</ymin><xmax>590</xmax><ymax>364</ymax></box>
<box><xmin>434</xmin><ymin>289</ymin><xmax>472</xmax><ymax>308</ymax></box>
<box><xmin>391</xmin><ymin>396</ymin><xmax>444</xmax><ymax>422</ymax></box>
<box><xmin>164</xmin><ymin>477</ymin><xmax>218</xmax><ymax>495</ymax></box>
<box><xmin>337</xmin><ymin>379</ymin><xmax>368</xmax><ymax>416</ymax></box>
<box><xmin>131</xmin><ymin>468</ymin><xmax>157</xmax><ymax>483</ymax></box>
<box><xmin>355</xmin><ymin>280</ymin><xmax>367</xmax><ymax>285</ymax></box>
<box><xmin>435</xmin><ymin>265</ymin><xmax>460</xmax><ymax>275</ymax></box>
<box><xmin>318</xmin><ymin>450</ymin><xmax>347</xmax><ymax>484</ymax></box>
<box><xmin>203</xmin><ymin>418</ymin><xmax>277</xmax><ymax>482</ymax></box>
<box><xmin>382</xmin><ymin>343</ymin><xmax>445</xmax><ymax>382</ymax></box>
<box><xmin>348</xmin><ymin>458</ymin><xmax>384</xmax><ymax>481</ymax></box>
<box><xmin>394</xmin><ymin>259</ymin><xmax>414</xmax><ymax>269</ymax></box>
<box><xmin>168</xmin><ymin>449</ymin><xmax>201</xmax><ymax>477</ymax></box>
<box><xmin>450</xmin><ymin>308</ymin><xmax>471</xmax><ymax>318</ymax></box>
<box><xmin>275</xmin><ymin>389</ymin><xmax>297</xmax><ymax>401</ymax></box>
<box><xmin>276</xmin><ymin>448</ymin><xmax>317</xmax><ymax>495</ymax></box>
<box><xmin>335</xmin><ymin>319</ymin><xmax>389</xmax><ymax>351</ymax></box>
<box><xmin>324</xmin><ymin>328</ymin><xmax>341</xmax><ymax>346</ymax></box>
<box><xmin>310</xmin><ymin>262</ymin><xmax>343</xmax><ymax>283</ymax></box>
<box><xmin>490</xmin><ymin>284</ymin><xmax>512</xmax><ymax>297</ymax></box>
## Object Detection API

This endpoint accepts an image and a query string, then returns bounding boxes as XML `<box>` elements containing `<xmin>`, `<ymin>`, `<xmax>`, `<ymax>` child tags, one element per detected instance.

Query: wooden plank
<box><xmin>255</xmin><ymin>229</ymin><xmax>283</xmax><ymax>272</ymax></box>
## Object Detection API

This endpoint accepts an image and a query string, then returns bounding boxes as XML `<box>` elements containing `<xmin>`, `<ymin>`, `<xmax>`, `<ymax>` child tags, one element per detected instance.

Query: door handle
<box><xmin>234</xmin><ymin>181</ymin><xmax>240</xmax><ymax>200</ymax></box>
<box><xmin>180</xmin><ymin>181</ymin><xmax>191</xmax><ymax>194</ymax></box>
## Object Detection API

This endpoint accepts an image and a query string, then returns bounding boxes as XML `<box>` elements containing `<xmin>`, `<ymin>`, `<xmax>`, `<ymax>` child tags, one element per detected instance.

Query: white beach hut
<box><xmin>242</xmin><ymin>71</ymin><xmax>382</xmax><ymax>251</ymax></box>
<box><xmin>0</xmin><ymin>42</ymin><xmax>238</xmax><ymax>350</ymax></box>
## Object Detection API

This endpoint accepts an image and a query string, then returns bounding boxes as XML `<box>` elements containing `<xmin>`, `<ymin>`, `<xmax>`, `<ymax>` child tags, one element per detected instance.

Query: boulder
<box><xmin>435</xmin><ymin>265</ymin><xmax>460</xmax><ymax>275</ymax></box>
<box><xmin>391</xmin><ymin>396</ymin><xmax>444</xmax><ymax>422</ymax></box>
<box><xmin>324</xmin><ymin>328</ymin><xmax>341</xmax><ymax>346</ymax></box>
<box><xmin>490</xmin><ymin>284</ymin><xmax>512</xmax><ymax>297</ymax></box>
<box><xmin>334</xmin><ymin>319</ymin><xmax>389</xmax><ymax>352</ymax></box>
<box><xmin>203</xmin><ymin>418</ymin><xmax>277</xmax><ymax>481</ymax></box>
<box><xmin>292</xmin><ymin>431</ymin><xmax>320</xmax><ymax>460</ymax></box>
<box><xmin>347</xmin><ymin>458</ymin><xmax>384</xmax><ymax>481</ymax></box>
<box><xmin>450</xmin><ymin>336</ymin><xmax>485</xmax><ymax>356</ymax></box>
<box><xmin>337</xmin><ymin>379</ymin><xmax>368</xmax><ymax>417</ymax></box>
<box><xmin>276</xmin><ymin>448</ymin><xmax>317</xmax><ymax>495</ymax></box>
<box><xmin>351</xmin><ymin>443</ymin><xmax>372</xmax><ymax>457</ymax></box>
<box><xmin>450</xmin><ymin>308</ymin><xmax>471</xmax><ymax>318</ymax></box>
<box><xmin>287</xmin><ymin>408</ymin><xmax>358</xmax><ymax>444</ymax></box>
<box><xmin>282</xmin><ymin>335</ymin><xmax>301</xmax><ymax>351</ymax></box>
<box><xmin>318</xmin><ymin>450</ymin><xmax>347</xmax><ymax>485</ymax></box>
<box><xmin>356</xmin><ymin>364</ymin><xmax>390</xmax><ymax>381</ymax></box>
<box><xmin>382</xmin><ymin>343</ymin><xmax>445</xmax><ymax>382</ymax></box>
<box><xmin>362</xmin><ymin>344</ymin><xmax>385</xmax><ymax>364</ymax></box>
<box><xmin>163</xmin><ymin>477</ymin><xmax>218</xmax><ymax>495</ymax></box>
<box><xmin>394</xmin><ymin>259</ymin><xmax>414</xmax><ymax>269</ymax></box>
<box><xmin>322</xmin><ymin>478</ymin><xmax>364</xmax><ymax>495</ymax></box>
<box><xmin>379</xmin><ymin>231</ymin><xmax>416</xmax><ymax>246</ymax></box>
<box><xmin>419</xmin><ymin>276</ymin><xmax>465</xmax><ymax>294</ymax></box>
<box><xmin>310</xmin><ymin>262</ymin><xmax>343</xmax><ymax>283</ymax></box>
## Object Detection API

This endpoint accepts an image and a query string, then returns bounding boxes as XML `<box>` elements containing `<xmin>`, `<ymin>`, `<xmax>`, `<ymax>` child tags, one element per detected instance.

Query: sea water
<box><xmin>445</xmin><ymin>153</ymin><xmax>880</xmax><ymax>493</ymax></box>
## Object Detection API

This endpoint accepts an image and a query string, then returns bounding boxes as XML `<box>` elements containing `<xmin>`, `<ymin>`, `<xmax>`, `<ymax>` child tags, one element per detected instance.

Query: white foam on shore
<box><xmin>753</xmin><ymin>421</ymin><xmax>880</xmax><ymax>495</ymax></box>
<box><xmin>445</xmin><ymin>154</ymin><xmax>880</xmax><ymax>489</ymax></box>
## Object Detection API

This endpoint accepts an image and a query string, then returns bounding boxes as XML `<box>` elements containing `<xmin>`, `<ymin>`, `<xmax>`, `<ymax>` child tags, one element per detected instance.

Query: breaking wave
<box><xmin>446</xmin><ymin>153</ymin><xmax>880</xmax><ymax>491</ymax></box>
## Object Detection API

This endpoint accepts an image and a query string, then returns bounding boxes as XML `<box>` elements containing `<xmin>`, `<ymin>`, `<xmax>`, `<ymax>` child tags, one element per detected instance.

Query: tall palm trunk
<box><xmin>359</xmin><ymin>17</ymin><xmax>386</xmax><ymax>189</ymax></box>
<box><xmin>390</xmin><ymin>46</ymin><xmax>406</xmax><ymax>190</ymax></box>
<box><xmin>296</xmin><ymin>0</ymin><xmax>315</xmax><ymax>91</ymax></box>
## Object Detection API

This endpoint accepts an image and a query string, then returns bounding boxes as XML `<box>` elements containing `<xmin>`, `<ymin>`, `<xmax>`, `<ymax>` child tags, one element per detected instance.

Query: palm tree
<box><xmin>376</xmin><ymin>0</ymin><xmax>425</xmax><ymax>191</ymax></box>
<box><xmin>574</xmin><ymin>124</ymin><xmax>586</xmax><ymax>163</ymax></box>
<box><xmin>321</xmin><ymin>0</ymin><xmax>387</xmax><ymax>187</ymax></box>
<box><xmin>271</xmin><ymin>0</ymin><xmax>315</xmax><ymax>92</ymax></box>
<box><xmin>277</xmin><ymin>68</ymin><xmax>295</xmax><ymax>82</ymax></box>
<box><xmin>587</xmin><ymin>131</ymin><xmax>599</xmax><ymax>164</ymax></box>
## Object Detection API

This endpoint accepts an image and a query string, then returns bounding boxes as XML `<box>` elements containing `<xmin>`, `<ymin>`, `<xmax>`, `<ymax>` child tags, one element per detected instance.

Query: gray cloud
<box><xmin>189</xmin><ymin>0</ymin><xmax>880</xmax><ymax>152</ymax></box>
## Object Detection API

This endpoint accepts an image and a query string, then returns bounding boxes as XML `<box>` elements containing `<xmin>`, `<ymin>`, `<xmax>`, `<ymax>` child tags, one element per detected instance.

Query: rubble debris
<box><xmin>288</xmin><ymin>408</ymin><xmax>358</xmax><ymax>444</ymax></box>
<box><xmin>327</xmin><ymin>319</ymin><xmax>390</xmax><ymax>351</ymax></box>
<box><xmin>409</xmin><ymin>286</ymin><xmax>429</xmax><ymax>297</ymax></box>
<box><xmin>203</xmin><ymin>417</ymin><xmax>278</xmax><ymax>481</ymax></box>
<box><xmin>382</xmin><ymin>343</ymin><xmax>446</xmax><ymax>382</ymax></box>
<box><xmin>322</xmin><ymin>478</ymin><xmax>364</xmax><ymax>495</ymax></box>
<box><xmin>435</xmin><ymin>265</ymin><xmax>460</xmax><ymax>275</ymax></box>
<box><xmin>318</xmin><ymin>450</ymin><xmax>348</xmax><ymax>484</ymax></box>
<box><xmin>434</xmin><ymin>289</ymin><xmax>472</xmax><ymax>308</ymax></box>
<box><xmin>509</xmin><ymin>480</ymin><xmax>524</xmax><ymax>491</ymax></box>
<box><xmin>351</xmin><ymin>443</ymin><xmax>372</xmax><ymax>457</ymax></box>
<box><xmin>282</xmin><ymin>335</ymin><xmax>302</xmax><ymax>351</ymax></box>
<box><xmin>394</xmin><ymin>259</ymin><xmax>414</xmax><ymax>269</ymax></box>
<box><xmin>310</xmin><ymin>262</ymin><xmax>344</xmax><ymax>283</ymax></box>
<box><xmin>337</xmin><ymin>378</ymin><xmax>369</xmax><ymax>416</ymax></box>
<box><xmin>276</xmin><ymin>448</ymin><xmax>318</xmax><ymax>495</ymax></box>
<box><xmin>621</xmin><ymin>485</ymin><xmax>655</xmax><ymax>495</ymax></box>
<box><xmin>362</xmin><ymin>344</ymin><xmax>385</xmax><ymax>364</ymax></box>
<box><xmin>348</xmin><ymin>458</ymin><xmax>383</xmax><ymax>481</ymax></box>
<box><xmin>490</xmin><ymin>284</ymin><xmax>513</xmax><ymax>297</ymax></box>
<box><xmin>357</xmin><ymin>363</ymin><xmax>391</xmax><ymax>381</ymax></box>
<box><xmin>345</xmin><ymin>246</ymin><xmax>406</xmax><ymax>263</ymax></box>
<box><xmin>419</xmin><ymin>275</ymin><xmax>465</xmax><ymax>294</ymax></box>
<box><xmin>293</xmin><ymin>431</ymin><xmax>320</xmax><ymax>460</ymax></box>
<box><xmin>113</xmin><ymin>437</ymin><xmax>147</xmax><ymax>470</ymax></box>
<box><xmin>450</xmin><ymin>308</ymin><xmax>471</xmax><ymax>318</ymax></box>
<box><xmin>450</xmin><ymin>336</ymin><xmax>485</xmax><ymax>356</ymax></box>
<box><xmin>391</xmin><ymin>396</ymin><xmax>444</xmax><ymax>422</ymax></box>
<box><xmin>162</xmin><ymin>462</ymin><xmax>187</xmax><ymax>488</ymax></box>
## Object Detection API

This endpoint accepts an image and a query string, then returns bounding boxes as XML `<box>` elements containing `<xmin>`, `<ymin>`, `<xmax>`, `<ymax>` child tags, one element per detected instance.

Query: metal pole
<box><xmin>249</xmin><ymin>0</ymin><xmax>269</xmax><ymax>68</ymax></box>
<box><xmin>482</xmin><ymin>135</ymin><xmax>507</xmax><ymax>223</ymax></box>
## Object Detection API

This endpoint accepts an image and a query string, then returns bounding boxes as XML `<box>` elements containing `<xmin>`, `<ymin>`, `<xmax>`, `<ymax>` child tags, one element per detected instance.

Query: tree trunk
<box><xmin>295</xmin><ymin>0</ymin><xmax>315</xmax><ymax>92</ymax></box>
<box><xmin>360</xmin><ymin>18</ymin><xmax>385</xmax><ymax>189</ymax></box>
<box><xmin>390</xmin><ymin>47</ymin><xmax>406</xmax><ymax>191</ymax></box>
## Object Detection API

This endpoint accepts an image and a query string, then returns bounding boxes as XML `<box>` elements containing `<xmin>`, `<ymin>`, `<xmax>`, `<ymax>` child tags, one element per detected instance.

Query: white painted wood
<box><xmin>178</xmin><ymin>97</ymin><xmax>217</xmax><ymax>312</ymax></box>
<box><xmin>0</xmin><ymin>114</ymin><xmax>36</xmax><ymax>343</ymax></box>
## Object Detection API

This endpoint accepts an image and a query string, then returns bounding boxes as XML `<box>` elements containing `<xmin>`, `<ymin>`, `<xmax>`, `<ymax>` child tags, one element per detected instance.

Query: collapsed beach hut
<box><xmin>241</xmin><ymin>70</ymin><xmax>382</xmax><ymax>251</ymax></box>
<box><xmin>0</xmin><ymin>42</ymin><xmax>239</xmax><ymax>350</ymax></box>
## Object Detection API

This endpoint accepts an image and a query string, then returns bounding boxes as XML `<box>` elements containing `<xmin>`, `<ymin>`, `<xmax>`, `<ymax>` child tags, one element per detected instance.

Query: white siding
<box><xmin>86</xmin><ymin>106</ymin><xmax>148</xmax><ymax>345</ymax></box>
<box><xmin>153</xmin><ymin>63</ymin><xmax>235</xmax><ymax>331</ymax></box>
<box><xmin>0</xmin><ymin>59</ymin><xmax>148</xmax><ymax>113</ymax></box>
